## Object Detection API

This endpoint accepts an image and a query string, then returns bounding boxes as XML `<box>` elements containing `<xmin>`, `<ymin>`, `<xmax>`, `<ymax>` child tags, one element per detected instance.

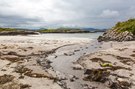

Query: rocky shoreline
<box><xmin>98</xmin><ymin>29</ymin><xmax>135</xmax><ymax>42</ymax></box>
<box><xmin>98</xmin><ymin>19</ymin><xmax>135</xmax><ymax>42</ymax></box>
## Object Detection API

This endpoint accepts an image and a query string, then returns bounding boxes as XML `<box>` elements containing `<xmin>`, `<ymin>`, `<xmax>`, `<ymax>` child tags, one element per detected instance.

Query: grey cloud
<box><xmin>0</xmin><ymin>14</ymin><xmax>42</xmax><ymax>28</ymax></box>
<box><xmin>0</xmin><ymin>0</ymin><xmax>135</xmax><ymax>28</ymax></box>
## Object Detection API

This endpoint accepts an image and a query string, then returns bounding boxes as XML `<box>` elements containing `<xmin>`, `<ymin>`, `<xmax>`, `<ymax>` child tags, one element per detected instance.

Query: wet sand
<box><xmin>77</xmin><ymin>41</ymin><xmax>135</xmax><ymax>89</ymax></box>
<box><xmin>0</xmin><ymin>35</ymin><xmax>95</xmax><ymax>89</ymax></box>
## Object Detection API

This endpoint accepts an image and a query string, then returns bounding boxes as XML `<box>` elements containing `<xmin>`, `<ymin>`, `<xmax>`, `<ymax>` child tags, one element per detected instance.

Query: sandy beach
<box><xmin>0</xmin><ymin>0</ymin><xmax>135</xmax><ymax>88</ymax></box>
<box><xmin>0</xmin><ymin>35</ymin><xmax>135</xmax><ymax>89</ymax></box>
<box><xmin>0</xmin><ymin>35</ymin><xmax>94</xmax><ymax>89</ymax></box>
<box><xmin>77</xmin><ymin>41</ymin><xmax>135</xmax><ymax>89</ymax></box>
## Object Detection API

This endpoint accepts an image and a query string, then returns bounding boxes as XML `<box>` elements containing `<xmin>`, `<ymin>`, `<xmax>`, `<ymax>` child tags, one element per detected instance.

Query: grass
<box><xmin>0</xmin><ymin>27</ymin><xmax>17</xmax><ymax>32</ymax></box>
<box><xmin>113</xmin><ymin>18</ymin><xmax>135</xmax><ymax>34</ymax></box>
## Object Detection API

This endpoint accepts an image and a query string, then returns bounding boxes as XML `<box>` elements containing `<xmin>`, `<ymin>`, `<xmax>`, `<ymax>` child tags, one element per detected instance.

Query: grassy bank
<box><xmin>114</xmin><ymin>18</ymin><xmax>135</xmax><ymax>34</ymax></box>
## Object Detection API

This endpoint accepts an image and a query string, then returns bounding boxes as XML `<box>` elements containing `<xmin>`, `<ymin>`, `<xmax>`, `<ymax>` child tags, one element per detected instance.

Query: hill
<box><xmin>38</xmin><ymin>27</ymin><xmax>105</xmax><ymax>33</ymax></box>
<box><xmin>0</xmin><ymin>27</ymin><xmax>17</xmax><ymax>32</ymax></box>
<box><xmin>81</xmin><ymin>28</ymin><xmax>106</xmax><ymax>32</ymax></box>
<box><xmin>38</xmin><ymin>28</ymin><xmax>90</xmax><ymax>33</ymax></box>
<box><xmin>0</xmin><ymin>27</ymin><xmax>39</xmax><ymax>35</ymax></box>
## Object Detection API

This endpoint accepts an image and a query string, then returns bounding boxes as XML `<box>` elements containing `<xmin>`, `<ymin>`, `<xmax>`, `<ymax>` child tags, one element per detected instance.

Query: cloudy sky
<box><xmin>0</xmin><ymin>0</ymin><xmax>135</xmax><ymax>29</ymax></box>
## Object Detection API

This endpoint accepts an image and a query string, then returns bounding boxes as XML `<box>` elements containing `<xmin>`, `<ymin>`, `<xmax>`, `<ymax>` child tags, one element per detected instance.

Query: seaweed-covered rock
<box><xmin>110</xmin><ymin>78</ymin><xmax>131</xmax><ymax>89</ymax></box>
<box><xmin>0</xmin><ymin>75</ymin><xmax>15</xmax><ymax>84</ymax></box>
<box><xmin>84</xmin><ymin>69</ymin><xmax>110</xmax><ymax>83</ymax></box>
<box><xmin>72</xmin><ymin>64</ymin><xmax>84</xmax><ymax>70</ymax></box>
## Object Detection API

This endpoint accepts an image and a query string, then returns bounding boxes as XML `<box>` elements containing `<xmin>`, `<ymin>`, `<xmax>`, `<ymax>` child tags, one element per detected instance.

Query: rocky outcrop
<box><xmin>0</xmin><ymin>31</ymin><xmax>40</xmax><ymax>35</ymax></box>
<box><xmin>98</xmin><ymin>29</ymin><xmax>135</xmax><ymax>42</ymax></box>
<box><xmin>98</xmin><ymin>19</ymin><xmax>135</xmax><ymax>42</ymax></box>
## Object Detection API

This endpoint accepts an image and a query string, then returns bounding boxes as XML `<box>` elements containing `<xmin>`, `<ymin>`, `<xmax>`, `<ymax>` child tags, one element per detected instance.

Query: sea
<box><xmin>33</xmin><ymin>32</ymin><xmax>103</xmax><ymax>40</ymax></box>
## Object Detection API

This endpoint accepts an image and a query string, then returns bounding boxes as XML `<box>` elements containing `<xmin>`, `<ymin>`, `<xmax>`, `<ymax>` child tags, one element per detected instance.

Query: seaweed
<box><xmin>90</xmin><ymin>57</ymin><xmax>111</xmax><ymax>63</ymax></box>
<box><xmin>0</xmin><ymin>74</ymin><xmax>14</xmax><ymax>84</ymax></box>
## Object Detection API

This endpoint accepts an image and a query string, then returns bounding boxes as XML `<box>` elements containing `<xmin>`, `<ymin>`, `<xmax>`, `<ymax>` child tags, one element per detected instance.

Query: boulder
<box><xmin>55</xmin><ymin>71</ymin><xmax>67</xmax><ymax>80</ymax></box>
<box><xmin>84</xmin><ymin>69</ymin><xmax>110</xmax><ymax>83</ymax></box>
<box><xmin>72</xmin><ymin>64</ymin><xmax>84</xmax><ymax>70</ymax></box>
<box><xmin>69</xmin><ymin>75</ymin><xmax>79</xmax><ymax>82</ymax></box>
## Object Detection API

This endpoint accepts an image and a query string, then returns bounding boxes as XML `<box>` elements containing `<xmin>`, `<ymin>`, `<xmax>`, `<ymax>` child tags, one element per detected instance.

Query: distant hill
<box><xmin>0</xmin><ymin>27</ymin><xmax>106</xmax><ymax>34</ymax></box>
<box><xmin>38</xmin><ymin>27</ymin><xmax>90</xmax><ymax>33</ymax></box>
<box><xmin>81</xmin><ymin>28</ymin><xmax>106</xmax><ymax>32</ymax></box>
<box><xmin>0</xmin><ymin>27</ymin><xmax>39</xmax><ymax>35</ymax></box>
<box><xmin>38</xmin><ymin>27</ymin><xmax>106</xmax><ymax>33</ymax></box>
<box><xmin>0</xmin><ymin>27</ymin><xmax>17</xmax><ymax>32</ymax></box>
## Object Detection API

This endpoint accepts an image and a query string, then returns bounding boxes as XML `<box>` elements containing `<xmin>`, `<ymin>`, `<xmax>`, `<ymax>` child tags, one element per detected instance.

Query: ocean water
<box><xmin>0</xmin><ymin>32</ymin><xmax>103</xmax><ymax>44</ymax></box>
<box><xmin>34</xmin><ymin>32</ymin><xmax>103</xmax><ymax>40</ymax></box>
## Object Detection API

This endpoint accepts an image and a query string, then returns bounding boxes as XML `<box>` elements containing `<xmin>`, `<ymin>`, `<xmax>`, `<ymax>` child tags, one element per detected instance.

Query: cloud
<box><xmin>0</xmin><ymin>0</ymin><xmax>135</xmax><ymax>28</ymax></box>
<box><xmin>100</xmin><ymin>10</ymin><xmax>120</xmax><ymax>18</ymax></box>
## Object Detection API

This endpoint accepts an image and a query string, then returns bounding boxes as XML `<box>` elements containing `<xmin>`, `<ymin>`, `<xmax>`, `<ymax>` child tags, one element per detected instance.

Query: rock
<box><xmin>0</xmin><ymin>82</ymin><xmax>20</xmax><ymax>89</ymax></box>
<box><xmin>110</xmin><ymin>79</ymin><xmax>131</xmax><ymax>89</ymax></box>
<box><xmin>7</xmin><ymin>51</ymin><xmax>18</xmax><ymax>55</ymax></box>
<box><xmin>20</xmin><ymin>84</ymin><xmax>31</xmax><ymax>89</ymax></box>
<box><xmin>98</xmin><ymin>19</ymin><xmax>135</xmax><ymax>42</ymax></box>
<box><xmin>36</xmin><ymin>59</ymin><xmax>52</xmax><ymax>69</ymax></box>
<box><xmin>1</xmin><ymin>69</ymin><xmax>7</xmax><ymax>71</ymax></box>
<box><xmin>1</xmin><ymin>55</ymin><xmax>20</xmax><ymax>62</ymax></box>
<box><xmin>117</xmin><ymin>78</ymin><xmax>131</xmax><ymax>88</ymax></box>
<box><xmin>82</xmin><ymin>84</ymin><xmax>97</xmax><ymax>89</ymax></box>
<box><xmin>69</xmin><ymin>75</ymin><xmax>79</xmax><ymax>82</ymax></box>
<box><xmin>55</xmin><ymin>55</ymin><xmax>58</xmax><ymax>58</ymax></box>
<box><xmin>57</xmin><ymin>81</ymin><xmax>68</xmax><ymax>89</ymax></box>
<box><xmin>72</xmin><ymin>64</ymin><xmax>84</xmax><ymax>70</ymax></box>
<box><xmin>74</xmin><ymin>49</ymin><xmax>80</xmax><ymax>52</ymax></box>
<box><xmin>84</xmin><ymin>69</ymin><xmax>110</xmax><ymax>83</ymax></box>
<box><xmin>55</xmin><ymin>71</ymin><xmax>67</xmax><ymax>80</ymax></box>
<box><xmin>19</xmin><ymin>76</ymin><xmax>24</xmax><ymax>79</ymax></box>
<box><xmin>98</xmin><ymin>30</ymin><xmax>134</xmax><ymax>42</ymax></box>
<box><xmin>110</xmin><ymin>82</ymin><xmax>123</xmax><ymax>89</ymax></box>
<box><xmin>64</xmin><ymin>52</ymin><xmax>75</xmax><ymax>56</ymax></box>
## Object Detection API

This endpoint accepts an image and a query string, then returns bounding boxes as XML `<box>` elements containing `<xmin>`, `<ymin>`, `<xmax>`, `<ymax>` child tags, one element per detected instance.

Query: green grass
<box><xmin>0</xmin><ymin>27</ymin><xmax>17</xmax><ymax>32</ymax></box>
<box><xmin>113</xmin><ymin>18</ymin><xmax>135</xmax><ymax>34</ymax></box>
